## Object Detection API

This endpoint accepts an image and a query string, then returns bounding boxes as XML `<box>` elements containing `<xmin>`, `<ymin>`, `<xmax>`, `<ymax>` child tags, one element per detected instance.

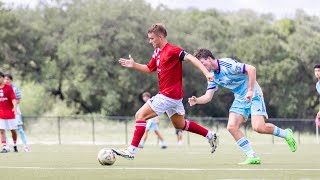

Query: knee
<box><xmin>227</xmin><ymin>124</ymin><xmax>238</xmax><ymax>133</ymax></box>
<box><xmin>252</xmin><ymin>126</ymin><xmax>264</xmax><ymax>133</ymax></box>
<box><xmin>172</xmin><ymin>122</ymin><xmax>184</xmax><ymax>130</ymax></box>
<box><xmin>134</xmin><ymin>111</ymin><xmax>144</xmax><ymax>121</ymax></box>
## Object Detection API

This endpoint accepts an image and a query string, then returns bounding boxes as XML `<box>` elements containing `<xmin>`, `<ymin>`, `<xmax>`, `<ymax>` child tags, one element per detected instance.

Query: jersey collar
<box><xmin>215</xmin><ymin>59</ymin><xmax>221</xmax><ymax>74</ymax></box>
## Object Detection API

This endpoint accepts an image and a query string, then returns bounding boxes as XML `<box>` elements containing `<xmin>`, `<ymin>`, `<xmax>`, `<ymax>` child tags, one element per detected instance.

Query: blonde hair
<box><xmin>147</xmin><ymin>23</ymin><xmax>167</xmax><ymax>37</ymax></box>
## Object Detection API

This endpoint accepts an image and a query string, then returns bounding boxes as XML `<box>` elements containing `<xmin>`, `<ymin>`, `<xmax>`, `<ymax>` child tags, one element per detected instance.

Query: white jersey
<box><xmin>207</xmin><ymin>58</ymin><xmax>263</xmax><ymax>100</ymax></box>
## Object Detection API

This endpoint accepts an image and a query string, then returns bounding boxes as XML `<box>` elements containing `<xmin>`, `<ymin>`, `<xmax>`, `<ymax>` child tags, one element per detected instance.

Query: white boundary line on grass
<box><xmin>0</xmin><ymin>166</ymin><xmax>320</xmax><ymax>171</ymax></box>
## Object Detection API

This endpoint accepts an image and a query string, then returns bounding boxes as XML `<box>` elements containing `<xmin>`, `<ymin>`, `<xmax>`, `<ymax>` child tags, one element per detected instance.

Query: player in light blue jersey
<box><xmin>4</xmin><ymin>74</ymin><xmax>31</xmax><ymax>152</ymax></box>
<box><xmin>189</xmin><ymin>48</ymin><xmax>297</xmax><ymax>165</ymax></box>
<box><xmin>314</xmin><ymin>64</ymin><xmax>320</xmax><ymax>124</ymax></box>
<box><xmin>138</xmin><ymin>92</ymin><xmax>167</xmax><ymax>149</ymax></box>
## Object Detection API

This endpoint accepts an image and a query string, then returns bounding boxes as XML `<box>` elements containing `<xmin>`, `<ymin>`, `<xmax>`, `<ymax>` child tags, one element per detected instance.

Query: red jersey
<box><xmin>147</xmin><ymin>43</ymin><xmax>186</xmax><ymax>99</ymax></box>
<box><xmin>0</xmin><ymin>84</ymin><xmax>16</xmax><ymax>119</ymax></box>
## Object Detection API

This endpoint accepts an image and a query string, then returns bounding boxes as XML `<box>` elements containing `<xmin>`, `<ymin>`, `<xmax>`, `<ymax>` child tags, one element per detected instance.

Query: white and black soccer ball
<box><xmin>97</xmin><ymin>148</ymin><xmax>116</xmax><ymax>166</ymax></box>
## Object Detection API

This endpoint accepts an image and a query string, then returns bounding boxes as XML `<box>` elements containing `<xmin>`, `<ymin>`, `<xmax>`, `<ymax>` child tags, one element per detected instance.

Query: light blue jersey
<box><xmin>317</xmin><ymin>81</ymin><xmax>320</xmax><ymax>95</ymax></box>
<box><xmin>11</xmin><ymin>84</ymin><xmax>21</xmax><ymax>100</ymax></box>
<box><xmin>207</xmin><ymin>58</ymin><xmax>267</xmax><ymax>120</ymax></box>
<box><xmin>11</xmin><ymin>84</ymin><xmax>23</xmax><ymax>125</ymax></box>
<box><xmin>207</xmin><ymin>58</ymin><xmax>263</xmax><ymax>100</ymax></box>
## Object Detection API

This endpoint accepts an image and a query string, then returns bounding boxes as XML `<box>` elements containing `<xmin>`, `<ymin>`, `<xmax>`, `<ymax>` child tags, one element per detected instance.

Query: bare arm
<box><xmin>12</xmin><ymin>99</ymin><xmax>17</xmax><ymax>113</ymax></box>
<box><xmin>244</xmin><ymin>64</ymin><xmax>256</xmax><ymax>102</ymax></box>
<box><xmin>119</xmin><ymin>55</ymin><xmax>152</xmax><ymax>74</ymax></box>
<box><xmin>188</xmin><ymin>90</ymin><xmax>215</xmax><ymax>106</ymax></box>
<box><xmin>184</xmin><ymin>54</ymin><xmax>214</xmax><ymax>81</ymax></box>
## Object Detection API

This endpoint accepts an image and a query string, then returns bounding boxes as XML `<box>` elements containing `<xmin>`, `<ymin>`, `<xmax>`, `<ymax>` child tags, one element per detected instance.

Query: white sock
<box><xmin>205</xmin><ymin>131</ymin><xmax>214</xmax><ymax>140</ymax></box>
<box><xmin>273</xmin><ymin>126</ymin><xmax>288</xmax><ymax>139</ymax></box>
<box><xmin>128</xmin><ymin>145</ymin><xmax>137</xmax><ymax>154</ymax></box>
<box><xmin>237</xmin><ymin>137</ymin><xmax>256</xmax><ymax>158</ymax></box>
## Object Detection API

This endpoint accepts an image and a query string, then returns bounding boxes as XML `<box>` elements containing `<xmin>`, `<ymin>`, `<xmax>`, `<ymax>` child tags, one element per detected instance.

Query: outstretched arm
<box><xmin>188</xmin><ymin>90</ymin><xmax>215</xmax><ymax>106</ymax></box>
<box><xmin>184</xmin><ymin>54</ymin><xmax>214</xmax><ymax>82</ymax></box>
<box><xmin>119</xmin><ymin>54</ymin><xmax>151</xmax><ymax>73</ymax></box>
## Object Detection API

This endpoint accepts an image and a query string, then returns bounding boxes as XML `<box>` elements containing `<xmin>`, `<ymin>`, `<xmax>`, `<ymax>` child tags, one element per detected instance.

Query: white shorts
<box><xmin>0</xmin><ymin>119</ymin><xmax>18</xmax><ymax>130</ymax></box>
<box><xmin>147</xmin><ymin>94</ymin><xmax>185</xmax><ymax>118</ymax></box>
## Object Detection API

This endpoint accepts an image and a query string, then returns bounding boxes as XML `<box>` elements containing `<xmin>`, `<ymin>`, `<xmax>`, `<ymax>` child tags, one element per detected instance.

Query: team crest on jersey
<box><xmin>235</xmin><ymin>65</ymin><xmax>242</xmax><ymax>72</ymax></box>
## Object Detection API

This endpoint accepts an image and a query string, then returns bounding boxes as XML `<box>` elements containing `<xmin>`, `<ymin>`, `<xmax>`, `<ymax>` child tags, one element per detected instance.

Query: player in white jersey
<box><xmin>189</xmin><ymin>48</ymin><xmax>297</xmax><ymax>165</ymax></box>
<box><xmin>314</xmin><ymin>64</ymin><xmax>320</xmax><ymax>126</ymax></box>
<box><xmin>138</xmin><ymin>92</ymin><xmax>167</xmax><ymax>149</ymax></box>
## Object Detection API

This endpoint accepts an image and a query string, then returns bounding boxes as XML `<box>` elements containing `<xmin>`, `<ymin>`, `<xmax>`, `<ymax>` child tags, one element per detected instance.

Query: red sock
<box><xmin>1</xmin><ymin>140</ymin><xmax>6</xmax><ymax>148</ymax></box>
<box><xmin>183</xmin><ymin>119</ymin><xmax>208</xmax><ymax>137</ymax></box>
<box><xmin>131</xmin><ymin>120</ymin><xmax>146</xmax><ymax>147</ymax></box>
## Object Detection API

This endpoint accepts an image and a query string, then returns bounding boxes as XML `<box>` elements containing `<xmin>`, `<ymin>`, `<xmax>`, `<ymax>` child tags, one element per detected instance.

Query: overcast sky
<box><xmin>2</xmin><ymin>0</ymin><xmax>320</xmax><ymax>18</ymax></box>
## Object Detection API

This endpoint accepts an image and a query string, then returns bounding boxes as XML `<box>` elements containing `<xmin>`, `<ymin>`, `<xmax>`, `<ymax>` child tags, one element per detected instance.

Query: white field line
<box><xmin>0</xmin><ymin>166</ymin><xmax>319</xmax><ymax>171</ymax></box>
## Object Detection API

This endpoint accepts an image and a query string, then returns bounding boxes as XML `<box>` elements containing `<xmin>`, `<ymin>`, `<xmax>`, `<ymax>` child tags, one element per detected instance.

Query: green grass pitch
<box><xmin>0</xmin><ymin>143</ymin><xmax>319</xmax><ymax>180</ymax></box>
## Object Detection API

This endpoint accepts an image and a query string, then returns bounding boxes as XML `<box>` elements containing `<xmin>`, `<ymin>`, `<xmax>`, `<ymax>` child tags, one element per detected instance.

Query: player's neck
<box><xmin>159</xmin><ymin>39</ymin><xmax>168</xmax><ymax>50</ymax></box>
<box><xmin>0</xmin><ymin>83</ymin><xmax>4</xmax><ymax>88</ymax></box>
<box><xmin>212</xmin><ymin>59</ymin><xmax>218</xmax><ymax>72</ymax></box>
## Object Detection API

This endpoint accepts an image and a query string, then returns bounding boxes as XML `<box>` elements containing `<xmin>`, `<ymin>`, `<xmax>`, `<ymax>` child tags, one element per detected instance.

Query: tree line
<box><xmin>0</xmin><ymin>0</ymin><xmax>319</xmax><ymax>118</ymax></box>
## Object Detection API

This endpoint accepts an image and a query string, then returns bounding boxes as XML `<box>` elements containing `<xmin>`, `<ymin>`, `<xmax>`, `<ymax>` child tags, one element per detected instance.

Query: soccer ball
<box><xmin>97</xmin><ymin>148</ymin><xmax>116</xmax><ymax>166</ymax></box>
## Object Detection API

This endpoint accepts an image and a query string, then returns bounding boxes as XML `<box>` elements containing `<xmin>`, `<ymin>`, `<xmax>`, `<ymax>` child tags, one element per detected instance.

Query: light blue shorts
<box><xmin>229</xmin><ymin>95</ymin><xmax>268</xmax><ymax>121</ymax></box>
<box><xmin>16</xmin><ymin>114</ymin><xmax>23</xmax><ymax>125</ymax></box>
<box><xmin>146</xmin><ymin>120</ymin><xmax>159</xmax><ymax>131</ymax></box>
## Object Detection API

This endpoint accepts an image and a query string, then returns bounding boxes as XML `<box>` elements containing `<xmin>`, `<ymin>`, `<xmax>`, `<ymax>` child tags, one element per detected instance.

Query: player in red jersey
<box><xmin>0</xmin><ymin>72</ymin><xmax>17</xmax><ymax>153</ymax></box>
<box><xmin>112</xmin><ymin>23</ymin><xmax>218</xmax><ymax>160</ymax></box>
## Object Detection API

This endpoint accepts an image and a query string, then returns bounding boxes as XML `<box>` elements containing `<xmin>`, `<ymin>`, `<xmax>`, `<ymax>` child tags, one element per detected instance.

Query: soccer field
<box><xmin>0</xmin><ymin>144</ymin><xmax>319</xmax><ymax>180</ymax></box>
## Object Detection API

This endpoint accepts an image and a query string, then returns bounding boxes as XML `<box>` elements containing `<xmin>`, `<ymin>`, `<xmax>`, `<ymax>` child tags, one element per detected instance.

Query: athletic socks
<box><xmin>18</xmin><ymin>127</ymin><xmax>28</xmax><ymax>146</ymax></box>
<box><xmin>183</xmin><ymin>119</ymin><xmax>209</xmax><ymax>137</ymax></box>
<box><xmin>130</xmin><ymin>120</ymin><xmax>146</xmax><ymax>153</ymax></box>
<box><xmin>1</xmin><ymin>140</ymin><xmax>6</xmax><ymax>149</ymax></box>
<box><xmin>237</xmin><ymin>137</ymin><xmax>256</xmax><ymax>158</ymax></box>
<box><xmin>273</xmin><ymin>126</ymin><xmax>288</xmax><ymax>139</ymax></box>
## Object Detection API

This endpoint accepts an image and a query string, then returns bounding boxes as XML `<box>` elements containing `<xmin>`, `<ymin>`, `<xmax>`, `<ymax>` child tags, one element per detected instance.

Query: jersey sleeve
<box><xmin>207</xmin><ymin>81</ymin><xmax>218</xmax><ymax>91</ymax></box>
<box><xmin>146</xmin><ymin>49</ymin><xmax>159</xmax><ymax>72</ymax></box>
<box><xmin>230</xmin><ymin>60</ymin><xmax>246</xmax><ymax>74</ymax></box>
<box><xmin>170</xmin><ymin>46</ymin><xmax>187</xmax><ymax>61</ymax></box>
<box><xmin>317</xmin><ymin>82</ymin><xmax>320</xmax><ymax>95</ymax></box>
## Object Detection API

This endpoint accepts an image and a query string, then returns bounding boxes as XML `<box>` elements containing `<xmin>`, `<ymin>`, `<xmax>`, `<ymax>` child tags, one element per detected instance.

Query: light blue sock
<box><xmin>273</xmin><ymin>126</ymin><xmax>288</xmax><ymax>139</ymax></box>
<box><xmin>139</xmin><ymin>140</ymin><xmax>145</xmax><ymax>147</ymax></box>
<box><xmin>18</xmin><ymin>126</ymin><xmax>28</xmax><ymax>146</ymax></box>
<box><xmin>5</xmin><ymin>130</ymin><xmax>9</xmax><ymax>149</ymax></box>
<box><xmin>237</xmin><ymin>137</ymin><xmax>256</xmax><ymax>158</ymax></box>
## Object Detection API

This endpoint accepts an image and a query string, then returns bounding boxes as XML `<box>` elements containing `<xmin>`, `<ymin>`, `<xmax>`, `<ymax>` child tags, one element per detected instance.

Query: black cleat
<box><xmin>13</xmin><ymin>146</ymin><xmax>18</xmax><ymax>153</ymax></box>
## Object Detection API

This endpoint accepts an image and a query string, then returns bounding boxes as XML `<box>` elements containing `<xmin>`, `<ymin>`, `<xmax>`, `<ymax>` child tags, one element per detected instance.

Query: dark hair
<box><xmin>194</xmin><ymin>48</ymin><xmax>215</xmax><ymax>60</ymax></box>
<box><xmin>142</xmin><ymin>92</ymin><xmax>151</xmax><ymax>98</ymax></box>
<box><xmin>147</xmin><ymin>23</ymin><xmax>167</xmax><ymax>37</ymax></box>
<box><xmin>4</xmin><ymin>73</ymin><xmax>12</xmax><ymax>80</ymax></box>
<box><xmin>314</xmin><ymin>64</ymin><xmax>320</xmax><ymax>69</ymax></box>
<box><xmin>0</xmin><ymin>72</ymin><xmax>4</xmax><ymax>78</ymax></box>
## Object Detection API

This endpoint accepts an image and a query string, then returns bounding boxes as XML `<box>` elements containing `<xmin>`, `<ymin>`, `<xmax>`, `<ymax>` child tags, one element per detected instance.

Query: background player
<box><xmin>314</xmin><ymin>64</ymin><xmax>320</xmax><ymax>126</ymax></box>
<box><xmin>0</xmin><ymin>72</ymin><xmax>17</xmax><ymax>153</ymax></box>
<box><xmin>4</xmin><ymin>74</ymin><xmax>31</xmax><ymax>152</ymax></box>
<box><xmin>138</xmin><ymin>92</ymin><xmax>167</xmax><ymax>149</ymax></box>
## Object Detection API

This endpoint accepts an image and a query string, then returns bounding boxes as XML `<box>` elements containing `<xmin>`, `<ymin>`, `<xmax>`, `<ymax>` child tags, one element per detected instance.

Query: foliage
<box><xmin>1</xmin><ymin>0</ymin><xmax>320</xmax><ymax>118</ymax></box>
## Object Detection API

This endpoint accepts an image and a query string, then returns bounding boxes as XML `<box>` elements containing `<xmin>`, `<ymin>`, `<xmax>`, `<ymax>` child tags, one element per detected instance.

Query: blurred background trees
<box><xmin>0</xmin><ymin>0</ymin><xmax>319</xmax><ymax>118</ymax></box>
